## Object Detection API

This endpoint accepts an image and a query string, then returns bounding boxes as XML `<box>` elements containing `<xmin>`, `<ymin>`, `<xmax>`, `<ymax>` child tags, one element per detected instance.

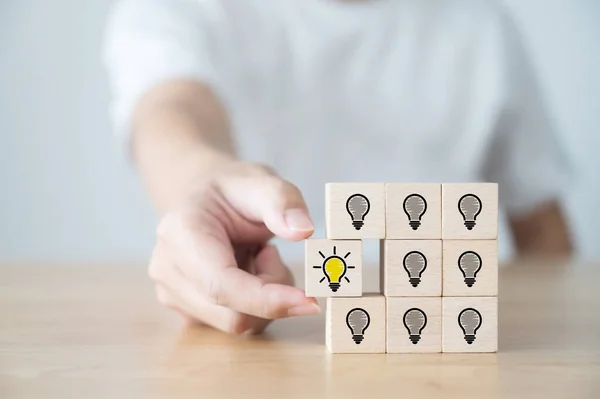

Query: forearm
<box><xmin>131</xmin><ymin>80</ymin><xmax>236</xmax><ymax>212</ymax></box>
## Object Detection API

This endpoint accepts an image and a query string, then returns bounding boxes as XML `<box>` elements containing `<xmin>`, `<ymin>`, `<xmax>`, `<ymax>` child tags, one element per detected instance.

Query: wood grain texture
<box><xmin>326</xmin><ymin>294</ymin><xmax>386</xmax><ymax>353</ymax></box>
<box><xmin>442</xmin><ymin>183</ymin><xmax>498</xmax><ymax>240</ymax></box>
<box><xmin>382</xmin><ymin>240</ymin><xmax>442</xmax><ymax>297</ymax></box>
<box><xmin>305</xmin><ymin>239</ymin><xmax>362</xmax><ymax>297</ymax></box>
<box><xmin>326</xmin><ymin>183</ymin><xmax>385</xmax><ymax>239</ymax></box>
<box><xmin>443</xmin><ymin>240</ymin><xmax>498</xmax><ymax>297</ymax></box>
<box><xmin>1</xmin><ymin>260</ymin><xmax>599</xmax><ymax>399</ymax></box>
<box><xmin>386</xmin><ymin>183</ymin><xmax>441</xmax><ymax>239</ymax></box>
<box><xmin>442</xmin><ymin>296</ymin><xmax>498</xmax><ymax>353</ymax></box>
<box><xmin>387</xmin><ymin>297</ymin><xmax>442</xmax><ymax>353</ymax></box>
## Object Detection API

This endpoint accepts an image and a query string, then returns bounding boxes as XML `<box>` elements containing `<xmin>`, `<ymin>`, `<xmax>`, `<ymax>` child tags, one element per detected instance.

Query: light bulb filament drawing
<box><xmin>458</xmin><ymin>308</ymin><xmax>482</xmax><ymax>344</ymax></box>
<box><xmin>403</xmin><ymin>251</ymin><xmax>428</xmax><ymax>287</ymax></box>
<box><xmin>403</xmin><ymin>308</ymin><xmax>427</xmax><ymax>344</ymax></box>
<box><xmin>312</xmin><ymin>246</ymin><xmax>355</xmax><ymax>292</ymax></box>
<box><xmin>458</xmin><ymin>251</ymin><xmax>482</xmax><ymax>287</ymax></box>
<box><xmin>458</xmin><ymin>194</ymin><xmax>482</xmax><ymax>230</ymax></box>
<box><xmin>346</xmin><ymin>308</ymin><xmax>370</xmax><ymax>344</ymax></box>
<box><xmin>403</xmin><ymin>194</ymin><xmax>427</xmax><ymax>230</ymax></box>
<box><xmin>346</xmin><ymin>194</ymin><xmax>370</xmax><ymax>230</ymax></box>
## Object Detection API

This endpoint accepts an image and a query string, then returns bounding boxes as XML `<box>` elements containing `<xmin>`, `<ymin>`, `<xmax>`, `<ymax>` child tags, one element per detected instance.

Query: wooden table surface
<box><xmin>1</xmin><ymin>260</ymin><xmax>599</xmax><ymax>399</ymax></box>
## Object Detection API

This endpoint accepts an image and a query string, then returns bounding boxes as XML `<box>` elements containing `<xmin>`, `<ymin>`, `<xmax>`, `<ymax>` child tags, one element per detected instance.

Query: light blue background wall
<box><xmin>0</xmin><ymin>1</ymin><xmax>156</xmax><ymax>261</ymax></box>
<box><xmin>1</xmin><ymin>1</ymin><xmax>599</xmax><ymax>262</ymax></box>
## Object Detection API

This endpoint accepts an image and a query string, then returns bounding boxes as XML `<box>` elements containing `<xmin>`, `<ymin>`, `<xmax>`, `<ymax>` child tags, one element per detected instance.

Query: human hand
<box><xmin>148</xmin><ymin>162</ymin><xmax>319</xmax><ymax>334</ymax></box>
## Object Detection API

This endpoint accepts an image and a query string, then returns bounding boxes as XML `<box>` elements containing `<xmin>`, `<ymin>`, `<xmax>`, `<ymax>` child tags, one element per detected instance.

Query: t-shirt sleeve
<box><xmin>103</xmin><ymin>0</ymin><xmax>219</xmax><ymax>144</ymax></box>
<box><xmin>481</xmin><ymin>7</ymin><xmax>572</xmax><ymax>218</ymax></box>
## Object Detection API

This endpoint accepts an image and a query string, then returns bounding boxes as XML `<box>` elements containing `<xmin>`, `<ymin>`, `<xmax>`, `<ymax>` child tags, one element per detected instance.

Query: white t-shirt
<box><xmin>104</xmin><ymin>0</ymin><xmax>570</xmax><ymax>261</ymax></box>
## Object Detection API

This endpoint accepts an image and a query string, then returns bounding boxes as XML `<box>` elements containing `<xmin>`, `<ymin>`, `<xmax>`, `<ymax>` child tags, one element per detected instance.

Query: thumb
<box><xmin>222</xmin><ymin>174</ymin><xmax>314</xmax><ymax>241</ymax></box>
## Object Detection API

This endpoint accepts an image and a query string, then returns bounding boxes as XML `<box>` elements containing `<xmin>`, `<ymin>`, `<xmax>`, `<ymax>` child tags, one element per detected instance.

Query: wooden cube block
<box><xmin>305</xmin><ymin>239</ymin><xmax>362</xmax><ymax>297</ymax></box>
<box><xmin>381</xmin><ymin>240</ymin><xmax>442</xmax><ymax>297</ymax></box>
<box><xmin>326</xmin><ymin>183</ymin><xmax>385</xmax><ymax>239</ymax></box>
<box><xmin>386</xmin><ymin>183</ymin><xmax>441</xmax><ymax>239</ymax></box>
<box><xmin>387</xmin><ymin>297</ymin><xmax>442</xmax><ymax>353</ymax></box>
<box><xmin>326</xmin><ymin>294</ymin><xmax>386</xmax><ymax>353</ymax></box>
<box><xmin>442</xmin><ymin>240</ymin><xmax>498</xmax><ymax>297</ymax></box>
<box><xmin>442</xmin><ymin>183</ymin><xmax>498</xmax><ymax>240</ymax></box>
<box><xmin>442</xmin><ymin>297</ymin><xmax>498</xmax><ymax>353</ymax></box>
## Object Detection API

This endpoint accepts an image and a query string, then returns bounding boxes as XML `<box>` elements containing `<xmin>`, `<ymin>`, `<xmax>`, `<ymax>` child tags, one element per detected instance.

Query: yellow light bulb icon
<box><xmin>313</xmin><ymin>246</ymin><xmax>355</xmax><ymax>293</ymax></box>
<box><xmin>323</xmin><ymin>256</ymin><xmax>347</xmax><ymax>292</ymax></box>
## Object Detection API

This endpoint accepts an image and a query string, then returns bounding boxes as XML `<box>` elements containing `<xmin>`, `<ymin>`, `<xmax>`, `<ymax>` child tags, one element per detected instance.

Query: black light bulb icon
<box><xmin>346</xmin><ymin>308</ymin><xmax>371</xmax><ymax>344</ymax></box>
<box><xmin>458</xmin><ymin>308</ymin><xmax>482</xmax><ymax>344</ymax></box>
<box><xmin>403</xmin><ymin>194</ymin><xmax>427</xmax><ymax>230</ymax></box>
<box><xmin>403</xmin><ymin>308</ymin><xmax>427</xmax><ymax>344</ymax></box>
<box><xmin>346</xmin><ymin>194</ymin><xmax>370</xmax><ymax>230</ymax></box>
<box><xmin>458</xmin><ymin>251</ymin><xmax>482</xmax><ymax>287</ymax></box>
<box><xmin>403</xmin><ymin>251</ymin><xmax>428</xmax><ymax>287</ymax></box>
<box><xmin>458</xmin><ymin>194</ymin><xmax>482</xmax><ymax>230</ymax></box>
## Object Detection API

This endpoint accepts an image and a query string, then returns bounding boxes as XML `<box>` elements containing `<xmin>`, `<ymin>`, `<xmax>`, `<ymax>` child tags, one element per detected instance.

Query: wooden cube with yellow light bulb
<box><xmin>304</xmin><ymin>239</ymin><xmax>363</xmax><ymax>297</ymax></box>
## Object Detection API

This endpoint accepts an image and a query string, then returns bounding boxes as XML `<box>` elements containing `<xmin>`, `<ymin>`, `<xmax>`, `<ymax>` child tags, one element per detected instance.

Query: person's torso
<box><xmin>194</xmin><ymin>0</ymin><xmax>510</xmax><ymax>256</ymax></box>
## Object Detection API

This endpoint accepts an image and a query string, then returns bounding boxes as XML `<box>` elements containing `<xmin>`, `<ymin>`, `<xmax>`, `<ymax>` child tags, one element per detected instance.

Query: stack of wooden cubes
<box><xmin>305</xmin><ymin>183</ymin><xmax>498</xmax><ymax>354</ymax></box>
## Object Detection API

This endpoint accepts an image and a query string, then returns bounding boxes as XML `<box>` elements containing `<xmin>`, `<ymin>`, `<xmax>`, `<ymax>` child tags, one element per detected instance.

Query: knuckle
<box><xmin>260</xmin><ymin>176</ymin><xmax>297</xmax><ymax>201</ymax></box>
<box><xmin>156</xmin><ymin>209</ymin><xmax>205</xmax><ymax>245</ymax></box>
<box><xmin>258</xmin><ymin>287</ymin><xmax>274</xmax><ymax>319</ymax></box>
<box><xmin>147</xmin><ymin>245</ymin><xmax>170</xmax><ymax>283</ymax></box>
<box><xmin>274</xmin><ymin>178</ymin><xmax>302</xmax><ymax>201</ymax></box>
<box><xmin>267</xmin><ymin>175</ymin><xmax>288</xmax><ymax>193</ymax></box>
<box><xmin>156</xmin><ymin>212</ymin><xmax>181</xmax><ymax>239</ymax></box>
<box><xmin>147</xmin><ymin>266</ymin><xmax>160</xmax><ymax>282</ymax></box>
<box><xmin>243</xmin><ymin>162</ymin><xmax>276</xmax><ymax>177</ymax></box>
<box><xmin>260</xmin><ymin>303</ymin><xmax>276</xmax><ymax>320</ymax></box>
<box><xmin>259</xmin><ymin>291</ymin><xmax>281</xmax><ymax>320</ymax></box>
<box><xmin>148</xmin><ymin>260</ymin><xmax>165</xmax><ymax>282</ymax></box>
<box><xmin>224</xmin><ymin>313</ymin><xmax>252</xmax><ymax>335</ymax></box>
<box><xmin>155</xmin><ymin>286</ymin><xmax>173</xmax><ymax>307</ymax></box>
<box><xmin>205</xmin><ymin>277</ymin><xmax>226</xmax><ymax>307</ymax></box>
<box><xmin>284</xmin><ymin>180</ymin><xmax>302</xmax><ymax>198</ymax></box>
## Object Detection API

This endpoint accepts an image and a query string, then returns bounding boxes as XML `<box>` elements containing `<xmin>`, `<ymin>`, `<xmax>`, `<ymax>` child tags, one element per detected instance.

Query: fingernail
<box><xmin>288</xmin><ymin>303</ymin><xmax>321</xmax><ymax>317</ymax></box>
<box><xmin>284</xmin><ymin>209</ymin><xmax>314</xmax><ymax>232</ymax></box>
